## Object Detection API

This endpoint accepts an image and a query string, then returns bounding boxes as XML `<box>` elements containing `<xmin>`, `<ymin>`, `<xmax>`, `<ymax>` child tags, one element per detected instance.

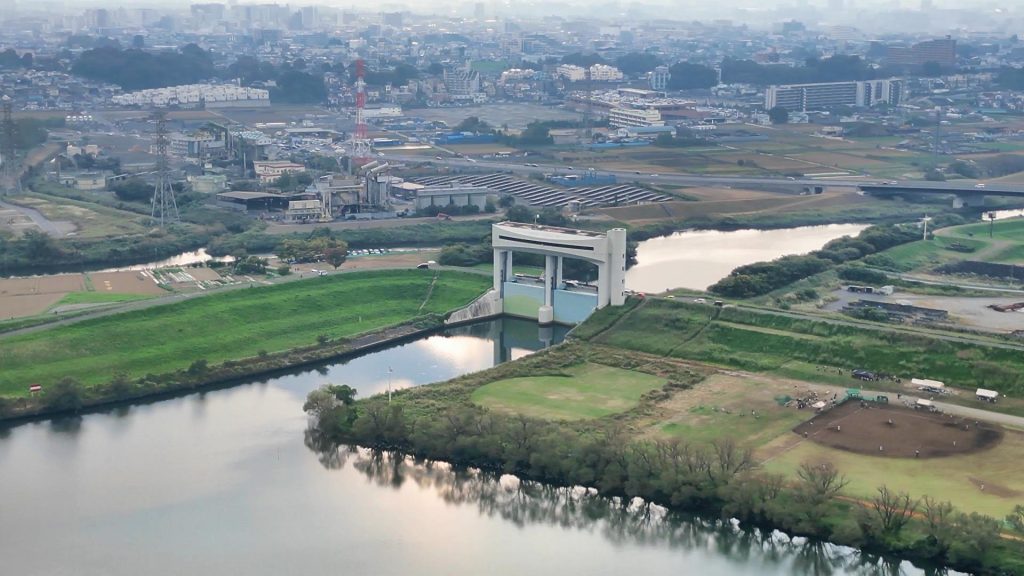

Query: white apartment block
<box><xmin>608</xmin><ymin>107</ymin><xmax>664</xmax><ymax>128</ymax></box>
<box><xmin>112</xmin><ymin>84</ymin><xmax>270</xmax><ymax>108</ymax></box>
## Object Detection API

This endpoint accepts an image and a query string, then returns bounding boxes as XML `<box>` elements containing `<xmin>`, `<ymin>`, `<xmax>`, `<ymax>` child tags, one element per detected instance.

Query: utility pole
<box><xmin>150</xmin><ymin>111</ymin><xmax>179</xmax><ymax>226</ymax></box>
<box><xmin>1</xmin><ymin>95</ymin><xmax>17</xmax><ymax>196</ymax></box>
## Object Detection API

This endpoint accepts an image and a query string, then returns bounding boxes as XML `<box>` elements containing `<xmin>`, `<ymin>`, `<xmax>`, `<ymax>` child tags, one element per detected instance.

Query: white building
<box><xmin>111</xmin><ymin>84</ymin><xmax>270</xmax><ymax>108</ymax></box>
<box><xmin>608</xmin><ymin>107</ymin><xmax>664</xmax><ymax>128</ymax></box>
<box><xmin>764</xmin><ymin>78</ymin><xmax>904</xmax><ymax>112</ymax></box>
<box><xmin>589</xmin><ymin>64</ymin><xmax>624</xmax><ymax>82</ymax></box>
<box><xmin>253</xmin><ymin>160</ymin><xmax>305</xmax><ymax>184</ymax></box>
<box><xmin>649</xmin><ymin>66</ymin><xmax>671</xmax><ymax>91</ymax></box>
<box><xmin>557</xmin><ymin>64</ymin><xmax>624</xmax><ymax>82</ymax></box>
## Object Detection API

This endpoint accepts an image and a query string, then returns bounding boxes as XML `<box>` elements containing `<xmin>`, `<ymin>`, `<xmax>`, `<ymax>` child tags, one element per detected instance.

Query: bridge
<box><xmin>858</xmin><ymin>182</ymin><xmax>1024</xmax><ymax>208</ymax></box>
<box><xmin>491</xmin><ymin>221</ymin><xmax>626</xmax><ymax>325</ymax></box>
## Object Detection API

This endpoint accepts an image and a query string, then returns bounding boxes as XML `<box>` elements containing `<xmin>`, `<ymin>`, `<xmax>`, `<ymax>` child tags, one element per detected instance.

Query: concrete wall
<box><xmin>503</xmin><ymin>281</ymin><xmax>544</xmax><ymax>320</ymax></box>
<box><xmin>445</xmin><ymin>289</ymin><xmax>502</xmax><ymax>325</ymax></box>
<box><xmin>553</xmin><ymin>290</ymin><xmax>598</xmax><ymax>324</ymax></box>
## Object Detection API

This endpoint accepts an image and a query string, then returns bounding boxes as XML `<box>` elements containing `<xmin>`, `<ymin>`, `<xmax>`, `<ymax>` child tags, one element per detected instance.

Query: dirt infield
<box><xmin>793</xmin><ymin>401</ymin><xmax>1004</xmax><ymax>459</ymax></box>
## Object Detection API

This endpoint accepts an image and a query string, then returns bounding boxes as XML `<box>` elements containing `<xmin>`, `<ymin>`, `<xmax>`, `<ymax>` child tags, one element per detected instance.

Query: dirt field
<box><xmin>794</xmin><ymin>401</ymin><xmax>1004</xmax><ymax>459</ymax></box>
<box><xmin>0</xmin><ymin>274</ymin><xmax>86</xmax><ymax>319</ymax></box>
<box><xmin>90</xmin><ymin>271</ymin><xmax>167</xmax><ymax>295</ymax></box>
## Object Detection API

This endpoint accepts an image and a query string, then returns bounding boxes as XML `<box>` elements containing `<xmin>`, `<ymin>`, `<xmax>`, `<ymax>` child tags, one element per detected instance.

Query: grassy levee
<box><xmin>588</xmin><ymin>299</ymin><xmax>1024</xmax><ymax>397</ymax></box>
<box><xmin>0</xmin><ymin>270</ymin><xmax>490</xmax><ymax>398</ymax></box>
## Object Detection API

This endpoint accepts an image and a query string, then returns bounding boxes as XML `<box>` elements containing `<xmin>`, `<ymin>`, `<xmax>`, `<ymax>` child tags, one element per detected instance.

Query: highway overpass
<box><xmin>379</xmin><ymin>152</ymin><xmax>1024</xmax><ymax>207</ymax></box>
<box><xmin>858</xmin><ymin>182</ymin><xmax>1024</xmax><ymax>207</ymax></box>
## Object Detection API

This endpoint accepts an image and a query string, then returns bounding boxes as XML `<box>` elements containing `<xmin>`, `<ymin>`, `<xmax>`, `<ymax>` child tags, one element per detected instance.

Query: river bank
<box><xmin>308</xmin><ymin>338</ymin><xmax>1024</xmax><ymax>576</ymax></box>
<box><xmin>0</xmin><ymin>269</ymin><xmax>491</xmax><ymax>421</ymax></box>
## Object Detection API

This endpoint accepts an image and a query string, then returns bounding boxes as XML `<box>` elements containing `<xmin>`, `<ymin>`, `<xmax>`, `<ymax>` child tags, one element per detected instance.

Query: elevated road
<box><xmin>381</xmin><ymin>152</ymin><xmax>1024</xmax><ymax>201</ymax></box>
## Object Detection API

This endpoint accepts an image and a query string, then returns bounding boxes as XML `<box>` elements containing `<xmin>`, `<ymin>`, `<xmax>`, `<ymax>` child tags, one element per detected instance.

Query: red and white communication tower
<box><xmin>347</xmin><ymin>58</ymin><xmax>372</xmax><ymax>165</ymax></box>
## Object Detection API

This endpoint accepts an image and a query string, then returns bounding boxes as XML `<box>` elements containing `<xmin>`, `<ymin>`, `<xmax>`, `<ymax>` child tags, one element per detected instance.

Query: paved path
<box><xmin>0</xmin><ymin>199</ymin><xmax>75</xmax><ymax>236</ymax></box>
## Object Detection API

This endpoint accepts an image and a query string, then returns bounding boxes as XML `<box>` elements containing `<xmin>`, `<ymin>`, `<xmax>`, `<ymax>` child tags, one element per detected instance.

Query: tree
<box><xmin>921</xmin><ymin>497</ymin><xmax>956</xmax><ymax>553</ymax></box>
<box><xmin>861</xmin><ymin>486</ymin><xmax>918</xmax><ymax>541</ymax></box>
<box><xmin>797</xmin><ymin>461</ymin><xmax>849</xmax><ymax>508</ymax></box>
<box><xmin>455</xmin><ymin>116</ymin><xmax>493</xmax><ymax>133</ymax></box>
<box><xmin>667</xmin><ymin>62</ymin><xmax>718</xmax><ymax>90</ymax></box>
<box><xmin>45</xmin><ymin>377</ymin><xmax>84</xmax><ymax>413</ymax></box>
<box><xmin>1006</xmin><ymin>504</ymin><xmax>1024</xmax><ymax>533</ymax></box>
<box><xmin>19</xmin><ymin>229</ymin><xmax>60</xmax><ymax>259</ymax></box>
<box><xmin>615</xmin><ymin>52</ymin><xmax>661</xmax><ymax>76</ymax></box>
<box><xmin>768</xmin><ymin>106</ymin><xmax>790</xmax><ymax>124</ymax></box>
<box><xmin>110</xmin><ymin>178</ymin><xmax>152</xmax><ymax>202</ymax></box>
<box><xmin>561</xmin><ymin>52</ymin><xmax>606</xmax><ymax>68</ymax></box>
<box><xmin>324</xmin><ymin>245</ymin><xmax>348</xmax><ymax>269</ymax></box>
<box><xmin>324</xmin><ymin>384</ymin><xmax>357</xmax><ymax>406</ymax></box>
<box><xmin>921</xmin><ymin>61</ymin><xmax>944</xmax><ymax>77</ymax></box>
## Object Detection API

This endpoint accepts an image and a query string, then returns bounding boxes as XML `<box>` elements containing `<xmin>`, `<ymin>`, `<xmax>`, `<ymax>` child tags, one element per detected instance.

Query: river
<box><xmin>0</xmin><ymin>225</ymin><xmax>954</xmax><ymax>575</ymax></box>
<box><xmin>626</xmin><ymin>223</ymin><xmax>869</xmax><ymax>293</ymax></box>
<box><xmin>0</xmin><ymin>317</ymin><xmax>948</xmax><ymax>576</ymax></box>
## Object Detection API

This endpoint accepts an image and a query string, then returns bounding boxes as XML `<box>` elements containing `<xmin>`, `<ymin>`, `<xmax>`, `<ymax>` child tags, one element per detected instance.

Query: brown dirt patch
<box><xmin>794</xmin><ymin>401</ymin><xmax>1004</xmax><ymax>459</ymax></box>
<box><xmin>0</xmin><ymin>274</ymin><xmax>86</xmax><ymax>296</ymax></box>
<box><xmin>0</xmin><ymin>293</ymin><xmax>67</xmax><ymax>319</ymax></box>
<box><xmin>968</xmin><ymin>477</ymin><xmax>1021</xmax><ymax>498</ymax></box>
<box><xmin>89</xmin><ymin>271</ymin><xmax>167</xmax><ymax>295</ymax></box>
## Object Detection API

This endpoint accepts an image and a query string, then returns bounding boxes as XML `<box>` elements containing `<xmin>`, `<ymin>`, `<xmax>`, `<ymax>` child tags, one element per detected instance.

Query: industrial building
<box><xmin>252</xmin><ymin>160</ymin><xmax>305</xmax><ymax>184</ymax></box>
<box><xmin>764</xmin><ymin>79</ymin><xmax>904</xmax><ymax>111</ymax></box>
<box><xmin>414</xmin><ymin>185</ymin><xmax>493</xmax><ymax>212</ymax></box>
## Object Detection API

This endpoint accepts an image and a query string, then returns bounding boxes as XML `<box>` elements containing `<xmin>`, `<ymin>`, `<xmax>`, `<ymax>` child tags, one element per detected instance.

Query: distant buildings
<box><xmin>556</xmin><ymin>64</ymin><xmax>624</xmax><ymax>82</ymax></box>
<box><xmin>111</xmin><ymin>84</ymin><xmax>270</xmax><ymax>108</ymax></box>
<box><xmin>649</xmin><ymin>66</ymin><xmax>671</xmax><ymax>91</ymax></box>
<box><xmin>885</xmin><ymin>38</ymin><xmax>956</xmax><ymax>67</ymax></box>
<box><xmin>252</xmin><ymin>160</ymin><xmax>305</xmax><ymax>185</ymax></box>
<box><xmin>764</xmin><ymin>79</ymin><xmax>904</xmax><ymax>111</ymax></box>
<box><xmin>443</xmin><ymin>69</ymin><xmax>482</xmax><ymax>101</ymax></box>
<box><xmin>608</xmin><ymin>107</ymin><xmax>664</xmax><ymax>128</ymax></box>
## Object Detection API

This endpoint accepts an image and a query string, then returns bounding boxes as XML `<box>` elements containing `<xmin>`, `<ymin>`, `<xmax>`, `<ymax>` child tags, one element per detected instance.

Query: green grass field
<box><xmin>588</xmin><ymin>299</ymin><xmax>1024</xmax><ymax>397</ymax></box>
<box><xmin>55</xmin><ymin>291</ymin><xmax>155</xmax><ymax>306</ymax></box>
<box><xmin>761</xmin><ymin>430</ymin><xmax>1024</xmax><ymax>517</ymax></box>
<box><xmin>0</xmin><ymin>270</ymin><xmax>490</xmax><ymax>396</ymax></box>
<box><xmin>471</xmin><ymin>362</ymin><xmax>665</xmax><ymax>420</ymax></box>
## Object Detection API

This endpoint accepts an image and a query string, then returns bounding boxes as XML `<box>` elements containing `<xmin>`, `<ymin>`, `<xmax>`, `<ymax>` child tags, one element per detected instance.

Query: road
<box><xmin>380</xmin><ymin>152</ymin><xmax>1024</xmax><ymax>197</ymax></box>
<box><xmin>0</xmin><ymin>199</ymin><xmax>75</xmax><ymax>236</ymax></box>
<box><xmin>380</xmin><ymin>152</ymin><xmax>872</xmax><ymax>190</ymax></box>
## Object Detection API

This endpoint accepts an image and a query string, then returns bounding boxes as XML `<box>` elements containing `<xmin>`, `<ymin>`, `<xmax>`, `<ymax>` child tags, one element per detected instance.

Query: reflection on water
<box><xmin>96</xmin><ymin>248</ymin><xmax>234</xmax><ymax>272</ymax></box>
<box><xmin>302</xmin><ymin>449</ymin><xmax>955</xmax><ymax>576</ymax></box>
<box><xmin>626</xmin><ymin>224</ymin><xmax>870</xmax><ymax>293</ymax></box>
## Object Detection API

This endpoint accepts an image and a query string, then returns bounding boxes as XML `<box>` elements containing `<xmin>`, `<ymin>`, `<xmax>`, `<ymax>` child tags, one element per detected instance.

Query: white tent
<box><xmin>912</xmin><ymin>378</ymin><xmax>945</xmax><ymax>392</ymax></box>
<box><xmin>976</xmin><ymin>388</ymin><xmax>999</xmax><ymax>402</ymax></box>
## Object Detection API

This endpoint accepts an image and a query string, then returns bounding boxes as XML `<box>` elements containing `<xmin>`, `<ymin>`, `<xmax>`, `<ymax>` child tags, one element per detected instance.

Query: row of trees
<box><xmin>306</xmin><ymin>386</ymin><xmax>1019</xmax><ymax>574</ymax></box>
<box><xmin>71</xmin><ymin>44</ymin><xmax>216</xmax><ymax>90</ymax></box>
<box><xmin>275</xmin><ymin>228</ymin><xmax>348</xmax><ymax>268</ymax></box>
<box><xmin>710</xmin><ymin>224</ymin><xmax>920</xmax><ymax>298</ymax></box>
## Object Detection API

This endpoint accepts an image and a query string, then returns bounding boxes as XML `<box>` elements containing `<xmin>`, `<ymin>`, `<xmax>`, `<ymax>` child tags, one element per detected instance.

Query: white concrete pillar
<box><xmin>544</xmin><ymin>255</ymin><xmax>556</xmax><ymax>307</ymax></box>
<box><xmin>504</xmin><ymin>250</ymin><xmax>513</xmax><ymax>282</ymax></box>
<box><xmin>493</xmin><ymin>249</ymin><xmax>504</xmax><ymax>294</ymax></box>
<box><xmin>556</xmin><ymin>256</ymin><xmax>564</xmax><ymax>289</ymax></box>
<box><xmin>597</xmin><ymin>262</ymin><xmax>610</xmax><ymax>309</ymax></box>
<box><xmin>608</xmin><ymin>228</ymin><xmax>627</xmax><ymax>306</ymax></box>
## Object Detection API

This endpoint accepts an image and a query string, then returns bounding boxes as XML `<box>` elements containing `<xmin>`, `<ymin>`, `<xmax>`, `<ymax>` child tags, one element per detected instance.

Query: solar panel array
<box><xmin>412</xmin><ymin>173</ymin><xmax>672</xmax><ymax>208</ymax></box>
